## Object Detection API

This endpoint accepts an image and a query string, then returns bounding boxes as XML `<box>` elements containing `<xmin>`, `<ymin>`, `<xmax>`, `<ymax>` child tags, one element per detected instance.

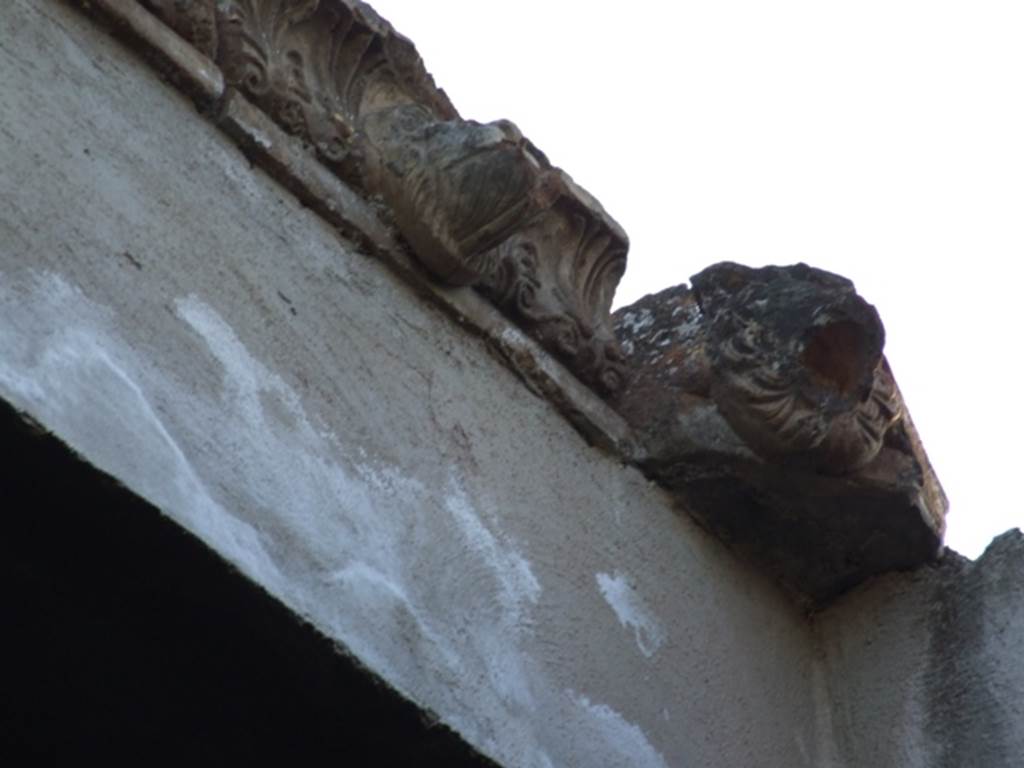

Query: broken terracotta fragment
<box><xmin>360</xmin><ymin>106</ymin><xmax>563</xmax><ymax>286</ymax></box>
<box><xmin>614</xmin><ymin>263</ymin><xmax>947</xmax><ymax>605</ymax></box>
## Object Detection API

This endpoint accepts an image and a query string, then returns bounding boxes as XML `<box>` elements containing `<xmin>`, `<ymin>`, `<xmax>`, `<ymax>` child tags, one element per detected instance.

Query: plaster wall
<box><xmin>0</xmin><ymin>2</ymin><xmax>825</xmax><ymax>766</ymax></box>
<box><xmin>816</xmin><ymin>530</ymin><xmax>1024</xmax><ymax>768</ymax></box>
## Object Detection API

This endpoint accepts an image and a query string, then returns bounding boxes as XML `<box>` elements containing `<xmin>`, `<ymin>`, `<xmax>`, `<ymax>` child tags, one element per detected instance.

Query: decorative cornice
<box><xmin>140</xmin><ymin>0</ymin><xmax>628</xmax><ymax>397</ymax></box>
<box><xmin>360</xmin><ymin>102</ymin><xmax>629</xmax><ymax>394</ymax></box>
<box><xmin>78</xmin><ymin>0</ymin><xmax>951</xmax><ymax>604</ymax></box>
<box><xmin>215</xmin><ymin>0</ymin><xmax>454</xmax><ymax>176</ymax></box>
<box><xmin>479</xmin><ymin>190</ymin><xmax>628</xmax><ymax>396</ymax></box>
<box><xmin>359</xmin><ymin>106</ymin><xmax>559</xmax><ymax>285</ymax></box>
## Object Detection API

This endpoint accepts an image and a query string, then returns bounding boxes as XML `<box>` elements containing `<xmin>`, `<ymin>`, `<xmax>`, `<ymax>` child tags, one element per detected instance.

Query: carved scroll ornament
<box><xmin>360</xmin><ymin>105</ymin><xmax>629</xmax><ymax>395</ymax></box>
<box><xmin>143</xmin><ymin>0</ymin><xmax>457</xmax><ymax>175</ymax></box>
<box><xmin>218</xmin><ymin>0</ymin><xmax>456</xmax><ymax>176</ymax></box>
<box><xmin>141</xmin><ymin>0</ymin><xmax>630</xmax><ymax>397</ymax></box>
<box><xmin>479</xmin><ymin>196</ymin><xmax>628</xmax><ymax>396</ymax></box>
<box><xmin>359</xmin><ymin>106</ymin><xmax>560</xmax><ymax>285</ymax></box>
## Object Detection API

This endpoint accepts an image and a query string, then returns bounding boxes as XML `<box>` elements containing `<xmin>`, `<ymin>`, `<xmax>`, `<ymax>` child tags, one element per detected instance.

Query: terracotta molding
<box><xmin>138</xmin><ymin>0</ymin><xmax>630</xmax><ymax>397</ymax></box>
<box><xmin>76</xmin><ymin>0</ymin><xmax>638</xmax><ymax>459</ymax></box>
<box><xmin>73</xmin><ymin>0</ymin><xmax>949</xmax><ymax>605</ymax></box>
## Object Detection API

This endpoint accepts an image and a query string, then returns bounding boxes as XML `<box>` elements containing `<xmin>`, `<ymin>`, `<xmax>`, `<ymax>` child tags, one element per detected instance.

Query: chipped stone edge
<box><xmin>71</xmin><ymin>0</ymin><xmax>643</xmax><ymax>463</ymax></box>
<box><xmin>891</xmin><ymin>380</ymin><xmax>948</xmax><ymax>539</ymax></box>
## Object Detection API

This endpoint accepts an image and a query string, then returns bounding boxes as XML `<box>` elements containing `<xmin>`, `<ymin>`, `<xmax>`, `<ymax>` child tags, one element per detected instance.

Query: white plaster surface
<box><xmin>567</xmin><ymin>692</ymin><xmax>670</xmax><ymax>768</ymax></box>
<box><xmin>816</xmin><ymin>532</ymin><xmax>1024</xmax><ymax>768</ymax></box>
<box><xmin>1</xmin><ymin>2</ymin><xmax>830</xmax><ymax>765</ymax></box>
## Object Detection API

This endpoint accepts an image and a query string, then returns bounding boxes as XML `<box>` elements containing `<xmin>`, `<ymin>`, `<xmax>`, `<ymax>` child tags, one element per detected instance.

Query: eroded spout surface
<box><xmin>691</xmin><ymin>262</ymin><xmax>900</xmax><ymax>474</ymax></box>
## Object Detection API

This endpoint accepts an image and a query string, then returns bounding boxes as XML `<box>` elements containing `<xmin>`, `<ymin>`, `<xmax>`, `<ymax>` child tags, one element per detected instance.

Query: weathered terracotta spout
<box><xmin>613</xmin><ymin>263</ymin><xmax>946</xmax><ymax>604</ymax></box>
<box><xmin>690</xmin><ymin>262</ymin><xmax>900</xmax><ymax>474</ymax></box>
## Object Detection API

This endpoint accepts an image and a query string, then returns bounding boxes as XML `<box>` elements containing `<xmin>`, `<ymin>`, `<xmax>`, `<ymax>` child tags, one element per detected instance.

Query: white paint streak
<box><xmin>327</xmin><ymin>561</ymin><xmax>464</xmax><ymax>676</ymax></box>
<box><xmin>0</xmin><ymin>278</ymin><xmax>673</xmax><ymax>768</ymax></box>
<box><xmin>0</xmin><ymin>274</ymin><xmax>283</xmax><ymax>590</ymax></box>
<box><xmin>569</xmin><ymin>690</ymin><xmax>671</xmax><ymax>768</ymax></box>
<box><xmin>175</xmin><ymin>296</ymin><xmax>547</xmax><ymax>759</ymax></box>
<box><xmin>445</xmin><ymin>479</ymin><xmax>542</xmax><ymax>624</ymax></box>
<box><xmin>597</xmin><ymin>570</ymin><xmax>666</xmax><ymax>658</ymax></box>
<box><xmin>176</xmin><ymin>294</ymin><xmax>304</xmax><ymax>426</ymax></box>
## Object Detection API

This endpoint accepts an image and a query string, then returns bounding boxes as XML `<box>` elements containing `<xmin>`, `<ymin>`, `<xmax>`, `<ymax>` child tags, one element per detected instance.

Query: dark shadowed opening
<box><xmin>801</xmin><ymin>320</ymin><xmax>871</xmax><ymax>396</ymax></box>
<box><xmin>0</xmin><ymin>399</ymin><xmax>497</xmax><ymax>766</ymax></box>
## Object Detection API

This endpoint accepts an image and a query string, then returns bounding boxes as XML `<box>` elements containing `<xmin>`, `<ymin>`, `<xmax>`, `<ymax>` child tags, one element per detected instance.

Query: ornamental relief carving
<box><xmin>360</xmin><ymin>105</ymin><xmax>629</xmax><ymax>395</ymax></box>
<box><xmin>691</xmin><ymin>263</ymin><xmax>901</xmax><ymax>473</ymax></box>
<box><xmin>480</xmin><ymin>202</ymin><xmax>628</xmax><ymax>397</ymax></box>
<box><xmin>145</xmin><ymin>0</ymin><xmax>458</xmax><ymax>178</ymax></box>
<box><xmin>612</xmin><ymin>266</ymin><xmax>945</xmax><ymax>604</ymax></box>
<box><xmin>140</xmin><ymin>0</ymin><xmax>630</xmax><ymax>397</ymax></box>
<box><xmin>359</xmin><ymin>105</ymin><xmax>559</xmax><ymax>286</ymax></box>
<box><xmin>216</xmin><ymin>0</ymin><xmax>424</xmax><ymax>175</ymax></box>
<box><xmin>615</xmin><ymin>263</ymin><xmax>904</xmax><ymax>475</ymax></box>
<box><xmin>126</xmin><ymin>0</ymin><xmax>945</xmax><ymax>603</ymax></box>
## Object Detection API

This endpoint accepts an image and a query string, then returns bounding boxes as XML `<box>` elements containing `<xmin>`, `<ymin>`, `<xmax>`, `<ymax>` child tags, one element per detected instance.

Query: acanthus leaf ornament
<box><xmin>140</xmin><ymin>0</ymin><xmax>630</xmax><ymax>398</ymax></box>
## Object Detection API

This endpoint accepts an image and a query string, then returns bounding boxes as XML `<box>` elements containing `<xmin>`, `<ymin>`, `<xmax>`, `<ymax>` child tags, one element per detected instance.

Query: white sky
<box><xmin>368</xmin><ymin>0</ymin><xmax>1024</xmax><ymax>558</ymax></box>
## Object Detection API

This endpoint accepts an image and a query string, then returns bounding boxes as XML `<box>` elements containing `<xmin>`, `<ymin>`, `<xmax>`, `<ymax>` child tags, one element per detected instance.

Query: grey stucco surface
<box><xmin>816</xmin><ymin>530</ymin><xmax>1024</xmax><ymax>768</ymax></box>
<box><xmin>0</xmin><ymin>3</ymin><xmax>827</xmax><ymax>766</ymax></box>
